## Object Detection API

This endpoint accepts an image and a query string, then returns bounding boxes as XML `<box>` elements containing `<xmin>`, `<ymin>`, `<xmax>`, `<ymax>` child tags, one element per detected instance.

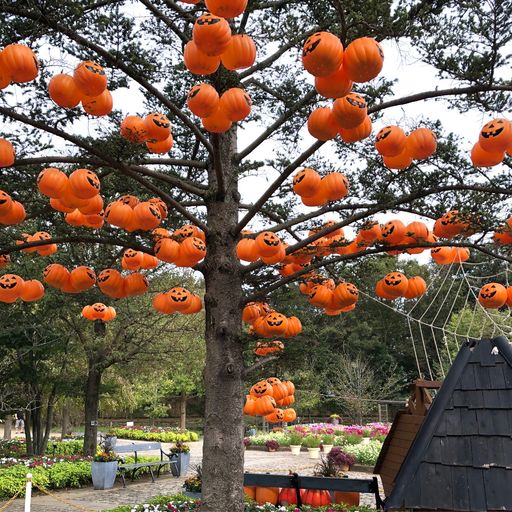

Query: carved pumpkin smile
<box><xmin>346</xmin><ymin>94</ymin><xmax>366</xmax><ymax>108</ymax></box>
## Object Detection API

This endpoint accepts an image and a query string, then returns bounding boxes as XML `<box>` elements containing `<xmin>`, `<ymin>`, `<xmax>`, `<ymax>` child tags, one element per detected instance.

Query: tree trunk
<box><xmin>3</xmin><ymin>414</ymin><xmax>12</xmax><ymax>440</ymax></box>
<box><xmin>25</xmin><ymin>409</ymin><xmax>33</xmax><ymax>456</ymax></box>
<box><xmin>201</xmin><ymin>129</ymin><xmax>245</xmax><ymax>512</ymax></box>
<box><xmin>179</xmin><ymin>392</ymin><xmax>187</xmax><ymax>431</ymax></box>
<box><xmin>61</xmin><ymin>400</ymin><xmax>70</xmax><ymax>439</ymax></box>
<box><xmin>83</xmin><ymin>360</ymin><xmax>103</xmax><ymax>456</ymax></box>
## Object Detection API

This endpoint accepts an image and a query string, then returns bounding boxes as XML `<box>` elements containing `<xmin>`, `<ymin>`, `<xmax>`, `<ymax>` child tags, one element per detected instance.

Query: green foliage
<box><xmin>344</xmin><ymin>440</ymin><xmax>383</xmax><ymax>466</ymax></box>
<box><xmin>109</xmin><ymin>428</ymin><xmax>199</xmax><ymax>443</ymax></box>
<box><xmin>302</xmin><ymin>435</ymin><xmax>322</xmax><ymax>448</ymax></box>
<box><xmin>45</xmin><ymin>440</ymin><xmax>84</xmax><ymax>456</ymax></box>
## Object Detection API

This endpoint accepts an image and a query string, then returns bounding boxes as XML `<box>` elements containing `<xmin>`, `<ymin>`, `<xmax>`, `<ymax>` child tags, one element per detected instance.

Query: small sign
<box><xmin>90</xmin><ymin>420</ymin><xmax>98</xmax><ymax>426</ymax></box>
<box><xmin>126</xmin><ymin>421</ymin><xmax>134</xmax><ymax>427</ymax></box>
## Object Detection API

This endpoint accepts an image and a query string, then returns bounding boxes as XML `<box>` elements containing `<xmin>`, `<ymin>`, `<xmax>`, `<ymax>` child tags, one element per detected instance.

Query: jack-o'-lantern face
<box><xmin>83</xmin><ymin>61</ymin><xmax>105</xmax><ymax>75</ymax></box>
<box><xmin>148</xmin><ymin>203</ymin><xmax>162</xmax><ymax>220</ymax></box>
<box><xmin>302</xmin><ymin>33</ymin><xmax>322</xmax><ymax>57</ymax></box>
<box><xmin>84</xmin><ymin>267</ymin><xmax>96</xmax><ymax>280</ymax></box>
<box><xmin>147</xmin><ymin>113</ymin><xmax>170</xmax><ymax>129</ymax></box>
<box><xmin>266</xmin><ymin>377</ymin><xmax>282</xmax><ymax>387</ymax></box>
<box><xmin>261</xmin><ymin>232</ymin><xmax>280</xmax><ymax>247</ymax></box>
<box><xmin>440</xmin><ymin>210</ymin><xmax>459</xmax><ymax>226</ymax></box>
<box><xmin>381</xmin><ymin>221</ymin><xmax>396</xmax><ymax>238</ymax></box>
<box><xmin>33</xmin><ymin>231</ymin><xmax>51</xmax><ymax>241</ymax></box>
<box><xmin>85</xmin><ymin>170</ymin><xmax>100</xmax><ymax>190</ymax></box>
<box><xmin>92</xmin><ymin>303</ymin><xmax>106</xmax><ymax>313</ymax></box>
<box><xmin>346</xmin><ymin>93</ymin><xmax>366</xmax><ymax>109</ymax></box>
<box><xmin>272</xmin><ymin>409</ymin><xmax>284</xmax><ymax>421</ymax></box>
<box><xmin>118</xmin><ymin>195</ymin><xmax>138</xmax><ymax>207</ymax></box>
<box><xmin>188</xmin><ymin>86</ymin><xmax>201</xmax><ymax>100</ymax></box>
<box><xmin>168</xmin><ymin>287</ymin><xmax>190</xmax><ymax>303</ymax></box>
<box><xmin>43</xmin><ymin>264</ymin><xmax>54</xmax><ymax>278</ymax></box>
<box><xmin>0</xmin><ymin>191</ymin><xmax>11</xmax><ymax>205</ymax></box>
<box><xmin>97</xmin><ymin>269</ymin><xmax>117</xmax><ymax>283</ymax></box>
<box><xmin>124</xmin><ymin>249</ymin><xmax>139</xmax><ymax>259</ymax></box>
<box><xmin>250</xmin><ymin>380</ymin><xmax>272</xmax><ymax>397</ymax></box>
<box><xmin>265</xmin><ymin>312</ymin><xmax>287</xmax><ymax>327</ymax></box>
<box><xmin>191</xmin><ymin>238</ymin><xmax>206</xmax><ymax>252</ymax></box>
<box><xmin>480</xmin><ymin>283</ymin><xmax>498</xmax><ymax>299</ymax></box>
<box><xmin>149</xmin><ymin>198</ymin><xmax>168</xmax><ymax>218</ymax></box>
<box><xmin>293</xmin><ymin>169</ymin><xmax>308</xmax><ymax>186</ymax></box>
<box><xmin>481</xmin><ymin>119</ymin><xmax>507</xmax><ymax>139</ymax></box>
<box><xmin>259</xmin><ymin>303</ymin><xmax>272</xmax><ymax>315</ymax></box>
<box><xmin>384</xmin><ymin>272</ymin><xmax>406</xmax><ymax>287</ymax></box>
<box><xmin>376</xmin><ymin>126</ymin><xmax>392</xmax><ymax>141</ymax></box>
<box><xmin>0</xmin><ymin>274</ymin><xmax>23</xmax><ymax>290</ymax></box>
<box><xmin>345</xmin><ymin>283</ymin><xmax>359</xmax><ymax>296</ymax></box>
<box><xmin>197</xmin><ymin>13</ymin><xmax>221</xmax><ymax>25</ymax></box>
<box><xmin>175</xmin><ymin>225</ymin><xmax>195</xmax><ymax>239</ymax></box>
<box><xmin>308</xmin><ymin>285</ymin><xmax>322</xmax><ymax>300</ymax></box>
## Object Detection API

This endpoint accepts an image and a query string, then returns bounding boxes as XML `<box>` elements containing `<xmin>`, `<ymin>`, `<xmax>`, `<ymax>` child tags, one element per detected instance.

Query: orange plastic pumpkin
<box><xmin>43</xmin><ymin>264</ymin><xmax>70</xmax><ymax>289</ymax></box>
<box><xmin>219</xmin><ymin>88</ymin><xmax>251</xmax><ymax>122</ymax></box>
<box><xmin>470</xmin><ymin>142</ymin><xmax>504</xmax><ymax>167</ymax></box>
<box><xmin>302</xmin><ymin>490</ymin><xmax>331</xmax><ymax>507</ymax></box>
<box><xmin>0</xmin><ymin>138</ymin><xmax>15</xmax><ymax>168</ymax></box>
<box><xmin>255</xmin><ymin>487</ymin><xmax>279</xmax><ymax>505</ymax></box>
<box><xmin>407</xmin><ymin>128</ymin><xmax>437</xmax><ymax>160</ymax></box>
<box><xmin>380</xmin><ymin>219</ymin><xmax>406</xmax><ymax>244</ymax></box>
<box><xmin>332</xmin><ymin>93</ymin><xmax>367</xmax><ymax>129</ymax></box>
<box><xmin>479</xmin><ymin>118</ymin><xmax>512</xmax><ymax>153</ymax></box>
<box><xmin>381</xmin><ymin>272</ymin><xmax>409</xmax><ymax>298</ymax></box>
<box><xmin>2</xmin><ymin>44</ymin><xmax>39</xmax><ymax>83</ymax></box>
<box><xmin>221</xmin><ymin>34</ymin><xmax>256</xmax><ymax>70</ymax></box>
<box><xmin>20</xmin><ymin>280</ymin><xmax>44</xmax><ymax>302</ymax></box>
<box><xmin>82</xmin><ymin>89</ymin><xmax>113</xmax><ymax>117</ymax></box>
<box><xmin>37</xmin><ymin>167</ymin><xmax>68</xmax><ymax>199</ymax></box>
<box><xmin>343</xmin><ymin>37</ymin><xmax>384</xmax><ymax>82</ymax></box>
<box><xmin>339</xmin><ymin>115</ymin><xmax>372</xmax><ymax>143</ymax></box>
<box><xmin>0</xmin><ymin>274</ymin><xmax>25</xmax><ymax>302</ymax></box>
<box><xmin>187</xmin><ymin>83</ymin><xmax>220</xmax><ymax>118</ymax></box>
<box><xmin>255</xmin><ymin>231</ymin><xmax>282</xmax><ymax>257</ymax></box>
<box><xmin>403</xmin><ymin>276</ymin><xmax>427</xmax><ymax>299</ymax></box>
<box><xmin>69</xmin><ymin>169</ymin><xmax>100</xmax><ymax>199</ymax></box>
<box><xmin>205</xmin><ymin>0</ymin><xmax>247</xmax><ymax>17</ymax></box>
<box><xmin>70</xmin><ymin>266</ymin><xmax>96</xmax><ymax>292</ymax></box>
<box><xmin>293</xmin><ymin>168</ymin><xmax>321</xmax><ymax>197</ymax></box>
<box><xmin>146</xmin><ymin>134</ymin><xmax>174</xmax><ymax>154</ymax></box>
<box><xmin>478</xmin><ymin>282</ymin><xmax>507</xmax><ymax>309</ymax></box>
<box><xmin>153</xmin><ymin>292</ymin><xmax>176</xmax><ymax>314</ymax></box>
<box><xmin>375</xmin><ymin>125</ymin><xmax>407</xmax><ymax>157</ymax></box>
<box><xmin>0</xmin><ymin>201</ymin><xmax>25</xmax><ymax>225</ymax></box>
<box><xmin>320</xmin><ymin>172</ymin><xmax>349</xmax><ymax>201</ymax></box>
<box><xmin>133</xmin><ymin>201</ymin><xmax>162</xmax><ymax>231</ymax></box>
<box><xmin>48</xmin><ymin>74</ymin><xmax>82</xmax><ymax>108</ymax></box>
<box><xmin>121</xmin><ymin>116</ymin><xmax>148</xmax><ymax>143</ymax></box>
<box><xmin>184</xmin><ymin>41</ymin><xmax>221</xmax><ymax>75</ymax></box>
<box><xmin>73</xmin><ymin>61</ymin><xmax>107</xmax><ymax>96</ymax></box>
<box><xmin>302</xmin><ymin>32</ymin><xmax>344</xmax><ymax>77</ymax></box>
<box><xmin>193</xmin><ymin>13</ymin><xmax>232</xmax><ymax>56</ymax></box>
<box><xmin>383</xmin><ymin>147</ymin><xmax>413</xmax><ymax>170</ymax></box>
<box><xmin>307</xmin><ymin>107</ymin><xmax>338</xmax><ymax>141</ymax></box>
<box><xmin>201</xmin><ymin>107</ymin><xmax>232</xmax><ymax>133</ymax></box>
<box><xmin>237</xmin><ymin>238</ymin><xmax>259</xmax><ymax>262</ymax></box>
<box><xmin>315</xmin><ymin>64</ymin><xmax>352</xmax><ymax>98</ymax></box>
<box><xmin>144</xmin><ymin>113</ymin><xmax>172</xmax><ymax>142</ymax></box>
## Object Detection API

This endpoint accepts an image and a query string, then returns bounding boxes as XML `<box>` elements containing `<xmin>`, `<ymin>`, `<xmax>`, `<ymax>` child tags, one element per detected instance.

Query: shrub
<box><xmin>46</xmin><ymin>440</ymin><xmax>84</xmax><ymax>456</ymax></box>
<box><xmin>287</xmin><ymin>431</ymin><xmax>304</xmax><ymax>445</ymax></box>
<box><xmin>344</xmin><ymin>440</ymin><xmax>383</xmax><ymax>466</ymax></box>
<box><xmin>265</xmin><ymin>440</ymin><xmax>280</xmax><ymax>451</ymax></box>
<box><xmin>109</xmin><ymin>428</ymin><xmax>199</xmax><ymax>443</ymax></box>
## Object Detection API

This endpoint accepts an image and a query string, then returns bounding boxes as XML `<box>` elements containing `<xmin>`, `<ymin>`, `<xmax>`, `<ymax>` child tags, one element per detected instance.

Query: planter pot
<box><xmin>92</xmin><ymin>461</ymin><xmax>118</xmax><ymax>490</ymax></box>
<box><xmin>175</xmin><ymin>452</ymin><xmax>191</xmax><ymax>476</ymax></box>
<box><xmin>290</xmin><ymin>445</ymin><xmax>302</xmax><ymax>455</ymax></box>
<box><xmin>307</xmin><ymin>447</ymin><xmax>320</xmax><ymax>459</ymax></box>
<box><xmin>267</xmin><ymin>447</ymin><xmax>277</xmax><ymax>452</ymax></box>
<box><xmin>340</xmin><ymin>464</ymin><xmax>350</xmax><ymax>472</ymax></box>
<box><xmin>322</xmin><ymin>444</ymin><xmax>333</xmax><ymax>453</ymax></box>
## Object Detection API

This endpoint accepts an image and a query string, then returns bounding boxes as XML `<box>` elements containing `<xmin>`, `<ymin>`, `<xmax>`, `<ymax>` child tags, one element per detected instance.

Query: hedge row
<box><xmin>110</xmin><ymin>428</ymin><xmax>200</xmax><ymax>443</ymax></box>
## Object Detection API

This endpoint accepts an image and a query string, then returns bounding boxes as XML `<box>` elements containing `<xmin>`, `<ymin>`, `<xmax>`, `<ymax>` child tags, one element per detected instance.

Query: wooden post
<box><xmin>24</xmin><ymin>473</ymin><xmax>32</xmax><ymax>512</ymax></box>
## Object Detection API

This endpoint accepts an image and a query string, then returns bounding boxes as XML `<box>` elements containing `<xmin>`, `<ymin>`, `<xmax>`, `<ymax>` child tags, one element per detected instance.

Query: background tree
<box><xmin>1</xmin><ymin>0</ymin><xmax>512</xmax><ymax>510</ymax></box>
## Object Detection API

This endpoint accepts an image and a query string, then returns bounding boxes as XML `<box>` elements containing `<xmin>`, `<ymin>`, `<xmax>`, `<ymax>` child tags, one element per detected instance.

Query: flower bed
<box><xmin>103</xmin><ymin>494</ymin><xmax>377</xmax><ymax>512</ymax></box>
<box><xmin>109</xmin><ymin>427</ymin><xmax>200</xmax><ymax>443</ymax></box>
<box><xmin>343</xmin><ymin>440</ymin><xmax>383</xmax><ymax>466</ymax></box>
<box><xmin>0</xmin><ymin>439</ymin><xmax>84</xmax><ymax>458</ymax></box>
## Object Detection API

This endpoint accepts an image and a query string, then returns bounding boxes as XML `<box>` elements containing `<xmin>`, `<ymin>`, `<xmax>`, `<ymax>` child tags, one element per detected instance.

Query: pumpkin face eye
<box><xmin>303</xmin><ymin>33</ymin><xmax>322</xmax><ymax>56</ymax></box>
<box><xmin>293</xmin><ymin>171</ymin><xmax>306</xmax><ymax>185</ymax></box>
<box><xmin>376</xmin><ymin>127</ymin><xmax>392</xmax><ymax>141</ymax></box>
<box><xmin>382</xmin><ymin>223</ymin><xmax>395</xmax><ymax>236</ymax></box>
<box><xmin>0</xmin><ymin>192</ymin><xmax>9</xmax><ymax>204</ymax></box>
<box><xmin>86</xmin><ymin>171</ymin><xmax>100</xmax><ymax>189</ymax></box>
<box><xmin>197</xmin><ymin>14</ymin><xmax>221</xmax><ymax>25</ymax></box>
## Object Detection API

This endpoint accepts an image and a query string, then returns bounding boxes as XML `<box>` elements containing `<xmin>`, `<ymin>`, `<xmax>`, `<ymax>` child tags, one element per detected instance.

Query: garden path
<box><xmin>0</xmin><ymin>440</ymin><xmax>381</xmax><ymax>511</ymax></box>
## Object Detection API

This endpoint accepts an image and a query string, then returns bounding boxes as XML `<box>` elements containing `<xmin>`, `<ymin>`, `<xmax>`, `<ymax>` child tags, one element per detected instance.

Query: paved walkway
<box><xmin>0</xmin><ymin>441</ymin><xmax>381</xmax><ymax>511</ymax></box>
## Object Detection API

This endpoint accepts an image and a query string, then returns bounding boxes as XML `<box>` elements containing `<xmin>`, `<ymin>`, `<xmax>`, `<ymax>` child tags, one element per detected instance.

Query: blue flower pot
<box><xmin>176</xmin><ymin>452</ymin><xmax>190</xmax><ymax>476</ymax></box>
<box><xmin>92</xmin><ymin>461</ymin><xmax>118</xmax><ymax>490</ymax></box>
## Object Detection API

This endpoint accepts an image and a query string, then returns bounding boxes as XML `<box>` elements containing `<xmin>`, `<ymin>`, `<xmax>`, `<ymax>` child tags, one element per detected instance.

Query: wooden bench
<box><xmin>115</xmin><ymin>442</ymin><xmax>179</xmax><ymax>487</ymax></box>
<box><xmin>243</xmin><ymin>472</ymin><xmax>384</xmax><ymax>509</ymax></box>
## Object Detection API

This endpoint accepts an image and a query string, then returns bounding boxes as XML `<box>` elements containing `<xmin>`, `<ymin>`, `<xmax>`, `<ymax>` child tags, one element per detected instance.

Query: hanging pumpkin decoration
<box><xmin>69</xmin><ymin>169</ymin><xmax>101</xmax><ymax>199</ymax></box>
<box><xmin>332</xmin><ymin>93</ymin><xmax>367</xmax><ymax>129</ymax></box>
<box><xmin>478</xmin><ymin>118</ymin><xmax>512</xmax><ymax>153</ymax></box>
<box><xmin>380</xmin><ymin>219</ymin><xmax>406</xmax><ymax>245</ymax></box>
<box><xmin>120</xmin><ymin>115</ymin><xmax>148</xmax><ymax>144</ymax></box>
<box><xmin>320</xmin><ymin>172</ymin><xmax>349</xmax><ymax>201</ymax></box>
<box><xmin>144</xmin><ymin>113</ymin><xmax>172</xmax><ymax>142</ymax></box>
<box><xmin>184</xmin><ymin>41</ymin><xmax>221</xmax><ymax>75</ymax></box>
<box><xmin>403</xmin><ymin>276</ymin><xmax>427</xmax><ymax>299</ymax></box>
<box><xmin>407</xmin><ymin>128</ymin><xmax>437</xmax><ymax>160</ymax></box>
<box><xmin>302</xmin><ymin>32</ymin><xmax>344</xmax><ymax>77</ymax></box>
<box><xmin>221</xmin><ymin>34</ymin><xmax>256</xmax><ymax>70</ymax></box>
<box><xmin>20</xmin><ymin>280</ymin><xmax>45</xmax><ymax>302</ymax></box>
<box><xmin>338</xmin><ymin>116</ymin><xmax>372</xmax><ymax>143</ymax></box>
<box><xmin>470</xmin><ymin>142</ymin><xmax>503</xmax><ymax>167</ymax></box>
<box><xmin>205</xmin><ymin>0</ymin><xmax>247</xmax><ymax>18</ymax></box>
<box><xmin>0</xmin><ymin>138</ymin><xmax>15</xmax><ymax>168</ymax></box>
<box><xmin>187</xmin><ymin>83</ymin><xmax>220</xmax><ymax>118</ymax></box>
<box><xmin>69</xmin><ymin>266</ymin><xmax>96</xmax><ymax>292</ymax></box>
<box><xmin>307</xmin><ymin>107</ymin><xmax>339</xmax><ymax>141</ymax></box>
<box><xmin>0</xmin><ymin>200</ymin><xmax>25</xmax><ymax>225</ymax></box>
<box><xmin>48</xmin><ymin>74</ymin><xmax>82</xmax><ymax>108</ymax></box>
<box><xmin>1</xmin><ymin>44</ymin><xmax>39</xmax><ymax>83</ymax></box>
<box><xmin>342</xmin><ymin>37</ymin><xmax>384</xmax><ymax>83</ymax></box>
<box><xmin>381</xmin><ymin>272</ymin><xmax>409</xmax><ymax>298</ymax></box>
<box><xmin>292</xmin><ymin>168</ymin><xmax>321</xmax><ymax>198</ymax></box>
<box><xmin>97</xmin><ymin>268</ymin><xmax>125</xmax><ymax>297</ymax></box>
<box><xmin>37</xmin><ymin>167</ymin><xmax>68</xmax><ymax>199</ymax></box>
<box><xmin>375</xmin><ymin>125</ymin><xmax>406</xmax><ymax>157</ymax></box>
<box><xmin>314</xmin><ymin>65</ymin><xmax>352</xmax><ymax>98</ymax></box>
<box><xmin>302</xmin><ymin>490</ymin><xmax>331</xmax><ymax>507</ymax></box>
<box><xmin>133</xmin><ymin>201</ymin><xmax>162</xmax><ymax>231</ymax></box>
<box><xmin>237</xmin><ymin>236</ymin><xmax>259</xmax><ymax>263</ymax></box>
<box><xmin>250</xmin><ymin>380</ymin><xmax>273</xmax><ymax>398</ymax></box>
<box><xmin>73</xmin><ymin>60</ymin><xmax>107</xmax><ymax>97</ymax></box>
<box><xmin>201</xmin><ymin>107</ymin><xmax>232</xmax><ymax>133</ymax></box>
<box><xmin>82</xmin><ymin>89</ymin><xmax>113</xmax><ymax>117</ymax></box>
<box><xmin>146</xmin><ymin>135</ymin><xmax>174</xmax><ymax>154</ymax></box>
<box><xmin>478</xmin><ymin>282</ymin><xmax>507</xmax><ymax>309</ymax></box>
<box><xmin>193</xmin><ymin>13</ymin><xmax>232</xmax><ymax>56</ymax></box>
<box><xmin>333</xmin><ymin>282</ymin><xmax>359</xmax><ymax>308</ymax></box>
<box><xmin>383</xmin><ymin>147</ymin><xmax>413</xmax><ymax>170</ymax></box>
<box><xmin>0</xmin><ymin>274</ymin><xmax>25</xmax><ymax>302</ymax></box>
<box><xmin>219</xmin><ymin>88</ymin><xmax>251</xmax><ymax>122</ymax></box>
<box><xmin>255</xmin><ymin>231</ymin><xmax>282</xmax><ymax>257</ymax></box>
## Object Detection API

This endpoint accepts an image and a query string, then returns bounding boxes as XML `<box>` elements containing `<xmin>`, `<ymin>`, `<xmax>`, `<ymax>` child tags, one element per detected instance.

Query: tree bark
<box><xmin>61</xmin><ymin>401</ymin><xmax>70</xmax><ymax>439</ymax></box>
<box><xmin>83</xmin><ymin>360</ymin><xmax>103</xmax><ymax>456</ymax></box>
<box><xmin>179</xmin><ymin>392</ymin><xmax>187</xmax><ymax>431</ymax></box>
<box><xmin>3</xmin><ymin>414</ymin><xmax>12</xmax><ymax>440</ymax></box>
<box><xmin>201</xmin><ymin>129</ymin><xmax>245</xmax><ymax>512</ymax></box>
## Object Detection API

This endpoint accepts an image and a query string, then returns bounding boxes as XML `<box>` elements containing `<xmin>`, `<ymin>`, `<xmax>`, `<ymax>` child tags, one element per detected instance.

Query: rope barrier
<box><xmin>0</xmin><ymin>488</ymin><xmax>22</xmax><ymax>512</ymax></box>
<box><xmin>32</xmin><ymin>484</ymin><xmax>96</xmax><ymax>512</ymax></box>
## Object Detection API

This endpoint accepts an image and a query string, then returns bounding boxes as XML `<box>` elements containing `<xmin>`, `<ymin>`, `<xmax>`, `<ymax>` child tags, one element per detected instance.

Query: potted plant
<box><xmin>183</xmin><ymin>464</ymin><xmax>202</xmax><ymax>499</ymax></box>
<box><xmin>302</xmin><ymin>435</ymin><xmax>322</xmax><ymax>459</ymax></box>
<box><xmin>321</xmin><ymin>434</ymin><xmax>335</xmax><ymax>454</ymax></box>
<box><xmin>328</xmin><ymin>447</ymin><xmax>356</xmax><ymax>472</ymax></box>
<box><xmin>246</xmin><ymin>424</ymin><xmax>257</xmax><ymax>437</ymax></box>
<box><xmin>243</xmin><ymin>437</ymin><xmax>251</xmax><ymax>450</ymax></box>
<box><xmin>287</xmin><ymin>430</ymin><xmax>303</xmax><ymax>455</ymax></box>
<box><xmin>329</xmin><ymin>414</ymin><xmax>341</xmax><ymax>425</ymax></box>
<box><xmin>171</xmin><ymin>441</ymin><xmax>191</xmax><ymax>476</ymax></box>
<box><xmin>91</xmin><ymin>437</ymin><xmax>118</xmax><ymax>490</ymax></box>
<box><xmin>265</xmin><ymin>439</ymin><xmax>280</xmax><ymax>452</ymax></box>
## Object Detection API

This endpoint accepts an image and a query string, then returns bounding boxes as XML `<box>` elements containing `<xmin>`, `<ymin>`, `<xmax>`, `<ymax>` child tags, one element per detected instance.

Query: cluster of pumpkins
<box><xmin>254</xmin><ymin>340</ymin><xmax>284</xmax><ymax>357</ymax></box>
<box><xmin>471</xmin><ymin>118</ymin><xmax>512</xmax><ymax>168</ymax></box>
<box><xmin>152</xmin><ymin>286</ymin><xmax>203</xmax><ymax>315</ymax></box>
<box><xmin>17</xmin><ymin>232</ymin><xmax>57</xmax><ymax>256</ymax></box>
<box><xmin>187</xmin><ymin>84</ymin><xmax>252</xmax><ymax>133</ymax></box>
<box><xmin>478</xmin><ymin>283</ymin><xmax>512</xmax><ymax>309</ymax></box>
<box><xmin>375</xmin><ymin>126</ymin><xmax>437</xmax><ymax>170</ymax></box>
<box><xmin>44</xmin><ymin>264</ymin><xmax>97</xmax><ymax>294</ymax></box>
<box><xmin>153</xmin><ymin>224</ymin><xmax>206</xmax><ymax>268</ymax></box>
<box><xmin>0</xmin><ymin>274</ymin><xmax>45</xmax><ymax>303</ymax></box>
<box><xmin>48</xmin><ymin>61</ymin><xmax>113</xmax><ymax>117</ymax></box>
<box><xmin>299</xmin><ymin>279</ymin><xmax>359</xmax><ymax>315</ymax></box>
<box><xmin>120</xmin><ymin>113</ymin><xmax>174</xmax><ymax>154</ymax></box>
<box><xmin>242</xmin><ymin>302</ymin><xmax>302</xmax><ymax>338</ymax></box>
<box><xmin>236</xmin><ymin>231</ymin><xmax>287</xmax><ymax>264</ymax></box>
<box><xmin>37</xmin><ymin>167</ymin><xmax>104</xmax><ymax>229</ymax></box>
<box><xmin>375</xmin><ymin>273</ymin><xmax>427</xmax><ymax>300</ymax></box>
<box><xmin>81</xmin><ymin>303</ymin><xmax>116</xmax><ymax>322</ymax></box>
<box><xmin>0</xmin><ymin>189</ymin><xmax>26</xmax><ymax>225</ymax></box>
<box><xmin>302</xmin><ymin>33</ymin><xmax>382</xmax><ymax>144</ymax></box>
<box><xmin>97</xmin><ymin>268</ymin><xmax>149</xmax><ymax>299</ymax></box>
<box><xmin>292</xmin><ymin>169</ymin><xmax>349</xmax><ymax>207</ymax></box>
<box><xmin>244</xmin><ymin>377</ymin><xmax>296</xmax><ymax>424</ymax></box>
<box><xmin>245</xmin><ymin>486</ymin><xmax>358</xmax><ymax>508</ymax></box>
<box><xmin>105</xmin><ymin>195</ymin><xmax>167</xmax><ymax>232</ymax></box>
<box><xmin>121</xmin><ymin>249</ymin><xmax>158</xmax><ymax>271</ymax></box>
<box><xmin>0</xmin><ymin>138</ymin><xmax>15</xmax><ymax>168</ymax></box>
<box><xmin>0</xmin><ymin>43</ymin><xmax>39</xmax><ymax>89</ymax></box>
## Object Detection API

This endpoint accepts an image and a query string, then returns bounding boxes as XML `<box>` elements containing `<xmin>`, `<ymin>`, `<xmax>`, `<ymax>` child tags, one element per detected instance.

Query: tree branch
<box><xmin>243</xmin><ymin>355</ymin><xmax>280</xmax><ymax>377</ymax></box>
<box><xmin>138</xmin><ymin>0</ymin><xmax>189</xmax><ymax>44</ymax></box>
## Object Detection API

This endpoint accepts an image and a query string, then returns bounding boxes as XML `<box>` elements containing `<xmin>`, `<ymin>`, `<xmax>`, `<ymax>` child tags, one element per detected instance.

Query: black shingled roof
<box><xmin>385</xmin><ymin>336</ymin><xmax>512</xmax><ymax>512</ymax></box>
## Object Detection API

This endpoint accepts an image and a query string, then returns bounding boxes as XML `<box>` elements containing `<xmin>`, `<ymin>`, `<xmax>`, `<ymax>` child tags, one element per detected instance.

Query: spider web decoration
<box><xmin>360</xmin><ymin>260</ymin><xmax>512</xmax><ymax>381</ymax></box>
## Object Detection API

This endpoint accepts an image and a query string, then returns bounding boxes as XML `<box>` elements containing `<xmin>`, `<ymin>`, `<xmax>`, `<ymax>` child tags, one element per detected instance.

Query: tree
<box><xmin>1</xmin><ymin>0</ymin><xmax>512</xmax><ymax>510</ymax></box>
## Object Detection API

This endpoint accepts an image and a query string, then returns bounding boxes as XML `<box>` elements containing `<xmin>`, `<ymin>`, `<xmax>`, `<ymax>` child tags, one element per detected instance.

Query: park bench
<box><xmin>243</xmin><ymin>472</ymin><xmax>384</xmax><ymax>509</ymax></box>
<box><xmin>115</xmin><ymin>442</ymin><xmax>179</xmax><ymax>487</ymax></box>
